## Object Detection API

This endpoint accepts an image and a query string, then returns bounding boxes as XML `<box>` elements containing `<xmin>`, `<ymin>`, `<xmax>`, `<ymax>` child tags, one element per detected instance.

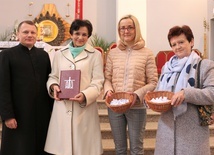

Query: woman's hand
<box><xmin>106</xmin><ymin>90</ymin><xmax>113</xmax><ymax>98</ymax></box>
<box><xmin>69</xmin><ymin>92</ymin><xmax>86</xmax><ymax>103</ymax></box>
<box><xmin>104</xmin><ymin>90</ymin><xmax>114</xmax><ymax>100</ymax></box>
<box><xmin>130</xmin><ymin>92</ymin><xmax>139</xmax><ymax>104</ymax></box>
<box><xmin>171</xmin><ymin>90</ymin><xmax>185</xmax><ymax>107</ymax></box>
<box><xmin>50</xmin><ymin>84</ymin><xmax>61</xmax><ymax>101</ymax></box>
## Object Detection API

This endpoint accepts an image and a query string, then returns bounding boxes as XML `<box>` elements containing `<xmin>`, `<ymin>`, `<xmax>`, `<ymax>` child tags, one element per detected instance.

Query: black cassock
<box><xmin>0</xmin><ymin>44</ymin><xmax>53</xmax><ymax>155</ymax></box>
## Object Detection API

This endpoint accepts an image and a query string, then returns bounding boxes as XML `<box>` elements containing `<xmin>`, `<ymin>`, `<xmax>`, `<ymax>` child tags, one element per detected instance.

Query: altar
<box><xmin>0</xmin><ymin>41</ymin><xmax>64</xmax><ymax>65</ymax></box>
<box><xmin>0</xmin><ymin>41</ymin><xmax>46</xmax><ymax>50</ymax></box>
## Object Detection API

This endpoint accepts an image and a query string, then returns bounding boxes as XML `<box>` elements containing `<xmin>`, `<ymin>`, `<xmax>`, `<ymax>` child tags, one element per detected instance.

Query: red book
<box><xmin>58</xmin><ymin>70</ymin><xmax>81</xmax><ymax>99</ymax></box>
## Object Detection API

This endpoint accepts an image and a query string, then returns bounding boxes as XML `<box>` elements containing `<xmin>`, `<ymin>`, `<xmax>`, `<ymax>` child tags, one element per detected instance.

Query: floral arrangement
<box><xmin>0</xmin><ymin>20</ymin><xmax>18</xmax><ymax>41</ymax></box>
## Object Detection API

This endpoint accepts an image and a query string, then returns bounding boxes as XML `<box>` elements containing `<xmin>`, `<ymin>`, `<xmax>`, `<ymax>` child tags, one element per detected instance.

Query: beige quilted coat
<box><xmin>104</xmin><ymin>40</ymin><xmax>158</xmax><ymax>106</ymax></box>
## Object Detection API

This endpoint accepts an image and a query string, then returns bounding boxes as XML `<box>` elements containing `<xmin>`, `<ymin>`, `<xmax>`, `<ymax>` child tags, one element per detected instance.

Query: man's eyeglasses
<box><xmin>119</xmin><ymin>26</ymin><xmax>135</xmax><ymax>32</ymax></box>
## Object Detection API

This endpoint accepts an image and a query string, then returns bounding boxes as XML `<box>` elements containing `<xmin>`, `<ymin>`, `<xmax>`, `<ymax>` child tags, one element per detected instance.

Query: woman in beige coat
<box><xmin>104</xmin><ymin>15</ymin><xmax>158</xmax><ymax>154</ymax></box>
<box><xmin>44</xmin><ymin>19</ymin><xmax>104</xmax><ymax>155</ymax></box>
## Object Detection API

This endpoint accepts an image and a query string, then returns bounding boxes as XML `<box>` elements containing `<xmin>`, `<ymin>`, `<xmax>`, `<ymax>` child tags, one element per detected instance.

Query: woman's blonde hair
<box><xmin>118</xmin><ymin>14</ymin><xmax>144</xmax><ymax>45</ymax></box>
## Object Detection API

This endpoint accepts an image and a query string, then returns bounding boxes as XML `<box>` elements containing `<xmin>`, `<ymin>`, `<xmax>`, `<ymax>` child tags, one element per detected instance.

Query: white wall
<box><xmin>0</xmin><ymin>0</ymin><xmax>211</xmax><ymax>57</ymax></box>
<box><xmin>207</xmin><ymin>0</ymin><xmax>214</xmax><ymax>60</ymax></box>
<box><xmin>83</xmin><ymin>0</ymin><xmax>116</xmax><ymax>43</ymax></box>
<box><xmin>0</xmin><ymin>0</ymin><xmax>76</xmax><ymax>32</ymax></box>
<box><xmin>0</xmin><ymin>0</ymin><xmax>116</xmax><ymax>43</ymax></box>
<box><xmin>146</xmin><ymin>0</ymin><xmax>206</xmax><ymax>55</ymax></box>
<box><xmin>116</xmin><ymin>0</ymin><xmax>147</xmax><ymax>42</ymax></box>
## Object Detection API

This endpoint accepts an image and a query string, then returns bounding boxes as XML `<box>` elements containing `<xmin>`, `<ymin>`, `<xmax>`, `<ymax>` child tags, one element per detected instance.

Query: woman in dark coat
<box><xmin>0</xmin><ymin>20</ymin><xmax>53</xmax><ymax>155</ymax></box>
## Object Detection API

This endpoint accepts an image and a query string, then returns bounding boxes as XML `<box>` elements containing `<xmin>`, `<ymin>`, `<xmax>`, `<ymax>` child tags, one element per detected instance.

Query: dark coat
<box><xmin>0</xmin><ymin>44</ymin><xmax>53</xmax><ymax>155</ymax></box>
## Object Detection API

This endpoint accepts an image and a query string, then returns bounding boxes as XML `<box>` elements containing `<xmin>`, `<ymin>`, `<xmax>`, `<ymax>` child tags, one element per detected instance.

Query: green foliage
<box><xmin>90</xmin><ymin>34</ymin><xmax>114</xmax><ymax>51</ymax></box>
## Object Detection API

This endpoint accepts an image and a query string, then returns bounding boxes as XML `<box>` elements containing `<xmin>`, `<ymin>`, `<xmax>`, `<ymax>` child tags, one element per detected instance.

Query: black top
<box><xmin>0</xmin><ymin>44</ymin><xmax>53</xmax><ymax>155</ymax></box>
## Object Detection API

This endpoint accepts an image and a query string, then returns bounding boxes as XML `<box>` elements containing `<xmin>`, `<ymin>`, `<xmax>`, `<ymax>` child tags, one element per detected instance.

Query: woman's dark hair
<box><xmin>168</xmin><ymin>25</ymin><xmax>194</xmax><ymax>47</ymax></box>
<box><xmin>69</xmin><ymin>19</ymin><xmax>93</xmax><ymax>37</ymax></box>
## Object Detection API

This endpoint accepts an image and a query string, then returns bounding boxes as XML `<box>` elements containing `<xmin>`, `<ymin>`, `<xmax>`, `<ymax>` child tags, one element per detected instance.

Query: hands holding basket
<box><xmin>170</xmin><ymin>90</ymin><xmax>185</xmax><ymax>107</ymax></box>
<box><xmin>105</xmin><ymin>91</ymin><xmax>138</xmax><ymax>113</ymax></box>
<box><xmin>144</xmin><ymin>90</ymin><xmax>186</xmax><ymax>113</ymax></box>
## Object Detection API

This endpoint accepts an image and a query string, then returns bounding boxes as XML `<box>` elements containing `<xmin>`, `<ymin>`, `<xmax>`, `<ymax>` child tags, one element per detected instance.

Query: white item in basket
<box><xmin>150</xmin><ymin>96</ymin><xmax>170</xmax><ymax>103</ymax></box>
<box><xmin>110</xmin><ymin>99</ymin><xmax>129</xmax><ymax>106</ymax></box>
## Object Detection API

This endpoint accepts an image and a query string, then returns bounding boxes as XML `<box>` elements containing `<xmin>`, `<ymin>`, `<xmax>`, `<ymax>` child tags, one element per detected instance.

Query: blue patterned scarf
<box><xmin>157</xmin><ymin>51</ymin><xmax>200</xmax><ymax>118</ymax></box>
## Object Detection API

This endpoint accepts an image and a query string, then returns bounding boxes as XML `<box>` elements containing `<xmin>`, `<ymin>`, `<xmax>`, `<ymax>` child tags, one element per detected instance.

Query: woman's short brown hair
<box><xmin>168</xmin><ymin>25</ymin><xmax>194</xmax><ymax>47</ymax></box>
